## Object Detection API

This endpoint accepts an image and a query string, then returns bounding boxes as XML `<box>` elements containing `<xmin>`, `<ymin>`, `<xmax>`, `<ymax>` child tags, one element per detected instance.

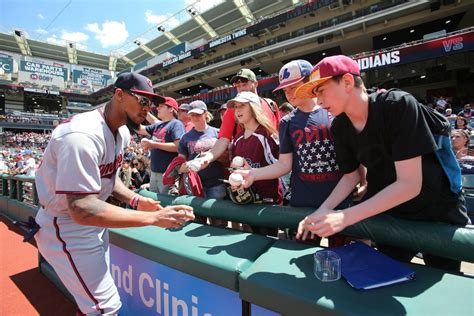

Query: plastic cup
<box><xmin>314</xmin><ymin>250</ymin><xmax>341</xmax><ymax>282</ymax></box>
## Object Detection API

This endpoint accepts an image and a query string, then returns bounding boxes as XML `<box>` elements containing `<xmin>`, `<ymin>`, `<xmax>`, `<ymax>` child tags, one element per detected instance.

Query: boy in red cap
<box><xmin>135</xmin><ymin>96</ymin><xmax>185</xmax><ymax>193</ymax></box>
<box><xmin>296</xmin><ymin>55</ymin><xmax>470</xmax><ymax>271</ymax></box>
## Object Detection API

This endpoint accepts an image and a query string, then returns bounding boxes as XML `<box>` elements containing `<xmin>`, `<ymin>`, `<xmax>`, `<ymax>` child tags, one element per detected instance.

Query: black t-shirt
<box><xmin>331</xmin><ymin>90</ymin><xmax>469</xmax><ymax>225</ymax></box>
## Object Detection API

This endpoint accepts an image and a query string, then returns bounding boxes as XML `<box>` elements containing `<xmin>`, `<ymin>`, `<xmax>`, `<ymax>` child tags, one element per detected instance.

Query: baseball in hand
<box><xmin>231</xmin><ymin>156</ymin><xmax>245</xmax><ymax>168</ymax></box>
<box><xmin>188</xmin><ymin>160</ymin><xmax>202</xmax><ymax>172</ymax></box>
<box><xmin>229</xmin><ymin>173</ymin><xmax>243</xmax><ymax>186</ymax></box>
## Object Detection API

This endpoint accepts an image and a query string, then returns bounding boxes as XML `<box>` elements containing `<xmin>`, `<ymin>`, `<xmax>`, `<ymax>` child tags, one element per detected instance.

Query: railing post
<box><xmin>32</xmin><ymin>181</ymin><xmax>39</xmax><ymax>206</ymax></box>
<box><xmin>16</xmin><ymin>178</ymin><xmax>23</xmax><ymax>202</ymax></box>
<box><xmin>1</xmin><ymin>176</ymin><xmax>8</xmax><ymax>196</ymax></box>
<box><xmin>9</xmin><ymin>177</ymin><xmax>16</xmax><ymax>200</ymax></box>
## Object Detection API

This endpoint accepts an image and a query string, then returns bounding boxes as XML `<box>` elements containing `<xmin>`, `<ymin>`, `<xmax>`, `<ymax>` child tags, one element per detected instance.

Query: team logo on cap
<box><xmin>280</xmin><ymin>68</ymin><xmax>291</xmax><ymax>81</ymax></box>
<box><xmin>146</xmin><ymin>78</ymin><xmax>152</xmax><ymax>88</ymax></box>
<box><xmin>237</xmin><ymin>70</ymin><xmax>244</xmax><ymax>76</ymax></box>
<box><xmin>309</xmin><ymin>68</ymin><xmax>321</xmax><ymax>81</ymax></box>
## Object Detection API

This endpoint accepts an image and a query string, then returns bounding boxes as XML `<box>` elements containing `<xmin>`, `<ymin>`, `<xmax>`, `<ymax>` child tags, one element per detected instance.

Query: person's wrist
<box><xmin>129</xmin><ymin>194</ymin><xmax>140</xmax><ymax>210</ymax></box>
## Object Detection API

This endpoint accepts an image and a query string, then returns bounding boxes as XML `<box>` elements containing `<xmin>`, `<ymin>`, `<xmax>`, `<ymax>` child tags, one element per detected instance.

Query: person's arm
<box><xmin>146</xmin><ymin>112</ymin><xmax>159</xmax><ymax>124</ymax></box>
<box><xmin>235</xmin><ymin>153</ymin><xmax>292</xmax><ymax>187</ymax></box>
<box><xmin>298</xmin><ymin>156</ymin><xmax>422</xmax><ymax>238</ymax></box>
<box><xmin>66</xmin><ymin>193</ymin><xmax>194</xmax><ymax>228</ymax></box>
<box><xmin>141</xmin><ymin>139</ymin><xmax>180</xmax><ymax>152</ymax></box>
<box><xmin>198</xmin><ymin>137</ymin><xmax>230</xmax><ymax>166</ymax></box>
<box><xmin>135</xmin><ymin>124</ymin><xmax>151</xmax><ymax>136</ymax></box>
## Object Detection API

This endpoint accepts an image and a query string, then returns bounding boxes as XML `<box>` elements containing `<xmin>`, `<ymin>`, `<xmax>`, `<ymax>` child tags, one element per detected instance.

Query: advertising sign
<box><xmin>72</xmin><ymin>67</ymin><xmax>112</xmax><ymax>87</ymax></box>
<box><xmin>0</xmin><ymin>55</ymin><xmax>13</xmax><ymax>74</ymax></box>
<box><xmin>18</xmin><ymin>60</ymin><xmax>68</xmax><ymax>88</ymax></box>
<box><xmin>354</xmin><ymin>30</ymin><xmax>474</xmax><ymax>71</ymax></box>
<box><xmin>110</xmin><ymin>245</ymin><xmax>242</xmax><ymax>316</ymax></box>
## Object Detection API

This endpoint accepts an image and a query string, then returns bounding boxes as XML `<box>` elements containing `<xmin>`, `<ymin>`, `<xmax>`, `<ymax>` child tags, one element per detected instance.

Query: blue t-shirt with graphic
<box><xmin>179</xmin><ymin>126</ymin><xmax>224</xmax><ymax>188</ymax></box>
<box><xmin>145</xmin><ymin>119</ymin><xmax>185</xmax><ymax>173</ymax></box>
<box><xmin>279</xmin><ymin>108</ymin><xmax>345</xmax><ymax>207</ymax></box>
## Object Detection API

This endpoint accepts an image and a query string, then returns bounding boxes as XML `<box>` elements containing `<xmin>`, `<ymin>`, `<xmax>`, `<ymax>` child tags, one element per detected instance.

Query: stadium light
<box><xmin>67</xmin><ymin>42</ymin><xmax>78</xmax><ymax>64</ymax></box>
<box><xmin>233</xmin><ymin>0</ymin><xmax>255</xmax><ymax>24</ymax></box>
<box><xmin>13</xmin><ymin>29</ymin><xmax>32</xmax><ymax>56</ymax></box>
<box><xmin>157</xmin><ymin>28</ymin><xmax>181</xmax><ymax>45</ymax></box>
<box><xmin>186</xmin><ymin>6</ymin><xmax>218</xmax><ymax>38</ymax></box>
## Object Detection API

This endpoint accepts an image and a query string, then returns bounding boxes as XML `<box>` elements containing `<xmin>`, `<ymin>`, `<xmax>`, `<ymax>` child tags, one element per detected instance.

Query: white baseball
<box><xmin>188</xmin><ymin>160</ymin><xmax>202</xmax><ymax>172</ymax></box>
<box><xmin>231</xmin><ymin>156</ymin><xmax>245</xmax><ymax>168</ymax></box>
<box><xmin>229</xmin><ymin>173</ymin><xmax>243</xmax><ymax>186</ymax></box>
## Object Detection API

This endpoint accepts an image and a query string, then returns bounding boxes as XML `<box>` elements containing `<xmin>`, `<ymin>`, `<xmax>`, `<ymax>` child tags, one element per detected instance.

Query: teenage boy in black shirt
<box><xmin>295</xmin><ymin>55</ymin><xmax>470</xmax><ymax>271</ymax></box>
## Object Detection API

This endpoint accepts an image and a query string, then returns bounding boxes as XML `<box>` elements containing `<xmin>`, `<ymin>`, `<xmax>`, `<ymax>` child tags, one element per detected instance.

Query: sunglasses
<box><xmin>233</xmin><ymin>77</ymin><xmax>249</xmax><ymax>84</ymax></box>
<box><xmin>125</xmin><ymin>90</ymin><xmax>152</xmax><ymax>107</ymax></box>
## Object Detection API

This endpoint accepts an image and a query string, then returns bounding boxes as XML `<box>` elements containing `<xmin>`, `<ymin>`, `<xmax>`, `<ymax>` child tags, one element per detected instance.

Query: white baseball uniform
<box><xmin>34</xmin><ymin>109</ymin><xmax>130</xmax><ymax>315</ymax></box>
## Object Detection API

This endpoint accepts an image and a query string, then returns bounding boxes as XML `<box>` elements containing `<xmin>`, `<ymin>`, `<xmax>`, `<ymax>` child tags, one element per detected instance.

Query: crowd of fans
<box><xmin>2</xmin><ymin>62</ymin><xmax>472</xmax><ymax>274</ymax></box>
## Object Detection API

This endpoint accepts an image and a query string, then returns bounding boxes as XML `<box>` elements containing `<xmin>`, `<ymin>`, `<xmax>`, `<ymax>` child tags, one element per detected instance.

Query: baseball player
<box><xmin>34</xmin><ymin>72</ymin><xmax>194</xmax><ymax>315</ymax></box>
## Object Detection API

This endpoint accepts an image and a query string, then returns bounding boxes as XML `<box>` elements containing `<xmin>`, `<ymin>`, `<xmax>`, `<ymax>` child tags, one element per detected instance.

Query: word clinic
<box><xmin>111</xmin><ymin>264</ymin><xmax>212</xmax><ymax>316</ymax></box>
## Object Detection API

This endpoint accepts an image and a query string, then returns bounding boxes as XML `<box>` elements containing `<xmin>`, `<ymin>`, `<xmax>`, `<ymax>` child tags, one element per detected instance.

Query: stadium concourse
<box><xmin>0</xmin><ymin>0</ymin><xmax>473</xmax><ymax>315</ymax></box>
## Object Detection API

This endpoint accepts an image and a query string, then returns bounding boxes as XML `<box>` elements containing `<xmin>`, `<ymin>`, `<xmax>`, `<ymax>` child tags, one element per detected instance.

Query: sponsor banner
<box><xmin>354</xmin><ymin>30</ymin><xmax>474</xmax><ymax>71</ymax></box>
<box><xmin>209</xmin><ymin>29</ymin><xmax>248</xmax><ymax>49</ymax></box>
<box><xmin>110</xmin><ymin>245</ymin><xmax>241</xmax><ymax>316</ymax></box>
<box><xmin>19</xmin><ymin>61</ymin><xmax>68</xmax><ymax>88</ymax></box>
<box><xmin>162</xmin><ymin>50</ymin><xmax>192</xmax><ymax>67</ymax></box>
<box><xmin>72</xmin><ymin>68</ymin><xmax>112</xmax><ymax>87</ymax></box>
<box><xmin>0</xmin><ymin>56</ymin><xmax>13</xmax><ymax>74</ymax></box>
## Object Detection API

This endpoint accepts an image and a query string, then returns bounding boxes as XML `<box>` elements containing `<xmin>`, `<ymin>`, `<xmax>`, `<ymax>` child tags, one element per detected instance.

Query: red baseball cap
<box><xmin>295</xmin><ymin>55</ymin><xmax>360</xmax><ymax>99</ymax></box>
<box><xmin>162</xmin><ymin>97</ymin><xmax>179</xmax><ymax>111</ymax></box>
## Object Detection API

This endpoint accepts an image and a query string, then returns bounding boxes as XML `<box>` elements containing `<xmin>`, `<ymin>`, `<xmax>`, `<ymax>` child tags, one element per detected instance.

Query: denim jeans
<box><xmin>203</xmin><ymin>184</ymin><xmax>226</xmax><ymax>199</ymax></box>
<box><xmin>201</xmin><ymin>184</ymin><xmax>227</xmax><ymax>227</ymax></box>
<box><xmin>149</xmin><ymin>172</ymin><xmax>170</xmax><ymax>194</ymax></box>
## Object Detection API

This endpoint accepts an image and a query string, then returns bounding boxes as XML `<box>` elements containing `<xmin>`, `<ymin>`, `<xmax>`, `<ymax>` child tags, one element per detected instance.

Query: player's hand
<box><xmin>137</xmin><ymin>196</ymin><xmax>163</xmax><ymax>211</ymax></box>
<box><xmin>296</xmin><ymin>208</ymin><xmax>347</xmax><ymax>239</ymax></box>
<box><xmin>140</xmin><ymin>183</ymin><xmax>150</xmax><ymax>190</ymax></box>
<box><xmin>152</xmin><ymin>205</ymin><xmax>194</xmax><ymax>228</ymax></box>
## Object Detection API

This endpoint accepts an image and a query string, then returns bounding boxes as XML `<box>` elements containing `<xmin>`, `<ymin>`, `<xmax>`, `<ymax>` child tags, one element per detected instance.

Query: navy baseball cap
<box><xmin>178</xmin><ymin>103</ymin><xmax>191</xmax><ymax>112</ymax></box>
<box><xmin>114</xmin><ymin>72</ymin><xmax>165</xmax><ymax>104</ymax></box>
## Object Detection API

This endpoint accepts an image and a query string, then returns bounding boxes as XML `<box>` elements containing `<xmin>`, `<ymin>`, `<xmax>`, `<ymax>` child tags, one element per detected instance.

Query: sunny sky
<box><xmin>0</xmin><ymin>0</ymin><xmax>224</xmax><ymax>55</ymax></box>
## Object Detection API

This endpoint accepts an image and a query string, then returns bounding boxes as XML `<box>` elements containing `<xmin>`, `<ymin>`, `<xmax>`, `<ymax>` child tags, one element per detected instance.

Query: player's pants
<box><xmin>35</xmin><ymin>208</ymin><xmax>121</xmax><ymax>315</ymax></box>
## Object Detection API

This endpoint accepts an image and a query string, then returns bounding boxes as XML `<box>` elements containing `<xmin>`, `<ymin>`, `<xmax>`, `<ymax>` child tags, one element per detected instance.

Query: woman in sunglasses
<box><xmin>131</xmin><ymin>155</ymin><xmax>151</xmax><ymax>189</ymax></box>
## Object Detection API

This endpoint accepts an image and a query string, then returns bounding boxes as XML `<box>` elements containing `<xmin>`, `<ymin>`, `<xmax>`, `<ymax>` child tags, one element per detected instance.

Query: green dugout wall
<box><xmin>1</xmin><ymin>175</ymin><xmax>473</xmax><ymax>315</ymax></box>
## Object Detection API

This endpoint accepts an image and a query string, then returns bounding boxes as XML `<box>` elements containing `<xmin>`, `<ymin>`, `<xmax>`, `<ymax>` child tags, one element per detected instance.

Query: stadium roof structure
<box><xmin>0</xmin><ymin>0</ymin><xmax>299</xmax><ymax>72</ymax></box>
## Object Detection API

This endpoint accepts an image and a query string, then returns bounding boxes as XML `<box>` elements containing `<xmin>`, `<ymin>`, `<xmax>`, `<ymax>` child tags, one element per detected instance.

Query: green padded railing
<box><xmin>138</xmin><ymin>190</ymin><xmax>474</xmax><ymax>263</ymax></box>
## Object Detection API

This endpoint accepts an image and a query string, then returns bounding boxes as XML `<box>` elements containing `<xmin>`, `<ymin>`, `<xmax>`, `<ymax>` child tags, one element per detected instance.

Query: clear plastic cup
<box><xmin>314</xmin><ymin>250</ymin><xmax>341</xmax><ymax>282</ymax></box>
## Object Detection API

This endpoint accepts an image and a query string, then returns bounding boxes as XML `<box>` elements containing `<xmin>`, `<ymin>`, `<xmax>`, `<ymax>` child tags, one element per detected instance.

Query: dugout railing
<box><xmin>1</xmin><ymin>175</ymin><xmax>473</xmax><ymax>315</ymax></box>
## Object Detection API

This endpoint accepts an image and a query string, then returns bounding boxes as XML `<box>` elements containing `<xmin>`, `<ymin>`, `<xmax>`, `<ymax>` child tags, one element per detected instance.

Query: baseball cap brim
<box><xmin>230</xmin><ymin>76</ymin><xmax>243</xmax><ymax>84</ymax></box>
<box><xmin>294</xmin><ymin>77</ymin><xmax>332</xmax><ymax>99</ymax></box>
<box><xmin>227</xmin><ymin>97</ymin><xmax>254</xmax><ymax>108</ymax></box>
<box><xmin>188</xmin><ymin>109</ymin><xmax>205</xmax><ymax>114</ymax></box>
<box><xmin>272</xmin><ymin>77</ymin><xmax>305</xmax><ymax>92</ymax></box>
<box><xmin>130</xmin><ymin>89</ymin><xmax>166</xmax><ymax>104</ymax></box>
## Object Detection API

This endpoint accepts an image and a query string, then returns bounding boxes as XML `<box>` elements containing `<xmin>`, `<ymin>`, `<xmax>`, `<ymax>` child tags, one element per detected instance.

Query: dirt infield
<box><xmin>0</xmin><ymin>216</ymin><xmax>75</xmax><ymax>316</ymax></box>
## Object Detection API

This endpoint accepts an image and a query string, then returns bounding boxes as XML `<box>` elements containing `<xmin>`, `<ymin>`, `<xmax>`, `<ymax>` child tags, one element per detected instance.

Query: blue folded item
<box><xmin>327</xmin><ymin>242</ymin><xmax>416</xmax><ymax>290</ymax></box>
